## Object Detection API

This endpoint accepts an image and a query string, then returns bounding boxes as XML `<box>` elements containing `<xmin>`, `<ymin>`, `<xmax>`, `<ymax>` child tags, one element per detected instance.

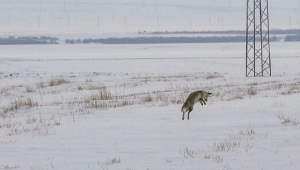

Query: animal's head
<box><xmin>203</xmin><ymin>92</ymin><xmax>212</xmax><ymax>101</ymax></box>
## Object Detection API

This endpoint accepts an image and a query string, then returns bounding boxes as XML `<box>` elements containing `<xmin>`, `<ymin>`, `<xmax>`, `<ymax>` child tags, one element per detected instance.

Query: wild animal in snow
<box><xmin>181</xmin><ymin>90</ymin><xmax>212</xmax><ymax>120</ymax></box>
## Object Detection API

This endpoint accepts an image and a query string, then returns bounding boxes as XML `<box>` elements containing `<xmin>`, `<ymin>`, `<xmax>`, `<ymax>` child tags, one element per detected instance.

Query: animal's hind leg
<box><xmin>182</xmin><ymin>111</ymin><xmax>185</xmax><ymax>120</ymax></box>
<box><xmin>187</xmin><ymin>107</ymin><xmax>193</xmax><ymax>120</ymax></box>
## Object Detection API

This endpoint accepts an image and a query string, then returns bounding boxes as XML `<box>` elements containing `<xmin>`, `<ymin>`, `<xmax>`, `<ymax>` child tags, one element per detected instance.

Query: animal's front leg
<box><xmin>199</xmin><ymin>99</ymin><xmax>206</xmax><ymax>105</ymax></box>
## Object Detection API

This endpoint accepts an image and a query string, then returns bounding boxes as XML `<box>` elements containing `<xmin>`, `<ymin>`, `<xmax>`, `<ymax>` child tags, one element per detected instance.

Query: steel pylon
<box><xmin>246</xmin><ymin>0</ymin><xmax>271</xmax><ymax>77</ymax></box>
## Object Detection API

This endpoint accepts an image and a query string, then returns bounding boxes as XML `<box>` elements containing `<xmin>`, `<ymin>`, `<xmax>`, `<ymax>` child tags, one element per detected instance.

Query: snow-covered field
<box><xmin>0</xmin><ymin>42</ymin><xmax>300</xmax><ymax>170</ymax></box>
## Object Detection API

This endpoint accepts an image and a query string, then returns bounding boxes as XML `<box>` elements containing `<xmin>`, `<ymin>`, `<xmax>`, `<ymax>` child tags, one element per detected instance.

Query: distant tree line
<box><xmin>139</xmin><ymin>29</ymin><xmax>300</xmax><ymax>35</ymax></box>
<box><xmin>2</xmin><ymin>31</ymin><xmax>299</xmax><ymax>45</ymax></box>
<box><xmin>285</xmin><ymin>34</ymin><xmax>300</xmax><ymax>41</ymax></box>
<box><xmin>0</xmin><ymin>36</ymin><xmax>59</xmax><ymax>45</ymax></box>
<box><xmin>65</xmin><ymin>36</ymin><xmax>284</xmax><ymax>44</ymax></box>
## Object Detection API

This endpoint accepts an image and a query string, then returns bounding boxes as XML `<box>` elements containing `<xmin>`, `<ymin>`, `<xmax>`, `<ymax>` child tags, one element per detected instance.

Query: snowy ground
<box><xmin>0</xmin><ymin>42</ymin><xmax>300</xmax><ymax>170</ymax></box>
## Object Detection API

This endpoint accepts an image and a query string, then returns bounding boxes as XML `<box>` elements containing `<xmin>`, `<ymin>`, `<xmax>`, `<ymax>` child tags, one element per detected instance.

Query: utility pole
<box><xmin>9</xmin><ymin>15</ymin><xmax>11</xmax><ymax>26</ymax></box>
<box><xmin>37</xmin><ymin>16</ymin><xmax>40</xmax><ymax>27</ymax></box>
<box><xmin>66</xmin><ymin>12</ymin><xmax>70</xmax><ymax>27</ymax></box>
<box><xmin>246</xmin><ymin>0</ymin><xmax>271</xmax><ymax>77</ymax></box>
<box><xmin>125</xmin><ymin>16</ymin><xmax>127</xmax><ymax>28</ymax></box>
<box><xmin>64</xmin><ymin>0</ymin><xmax>66</xmax><ymax>12</ymax></box>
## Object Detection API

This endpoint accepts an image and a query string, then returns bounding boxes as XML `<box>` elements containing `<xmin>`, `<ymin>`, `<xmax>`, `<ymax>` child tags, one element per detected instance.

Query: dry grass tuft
<box><xmin>87</xmin><ymin>90</ymin><xmax>113</xmax><ymax>101</ymax></box>
<box><xmin>97</xmin><ymin>157</ymin><xmax>121</xmax><ymax>168</ymax></box>
<box><xmin>3</xmin><ymin>98</ymin><xmax>38</xmax><ymax>114</ymax></box>
<box><xmin>280</xmin><ymin>81</ymin><xmax>300</xmax><ymax>95</ymax></box>
<box><xmin>277</xmin><ymin>114</ymin><xmax>300</xmax><ymax>126</ymax></box>
<box><xmin>142</xmin><ymin>93</ymin><xmax>154</xmax><ymax>103</ymax></box>
<box><xmin>105</xmin><ymin>157</ymin><xmax>121</xmax><ymax>165</ymax></box>
<box><xmin>49</xmin><ymin>78</ymin><xmax>70</xmax><ymax>86</ymax></box>
<box><xmin>85</xmin><ymin>84</ymin><xmax>107</xmax><ymax>91</ymax></box>
<box><xmin>247</xmin><ymin>86</ymin><xmax>257</xmax><ymax>95</ymax></box>
<box><xmin>26</xmin><ymin>86</ymin><xmax>34</xmax><ymax>93</ymax></box>
<box><xmin>0</xmin><ymin>88</ymin><xmax>10</xmax><ymax>96</ymax></box>
<box><xmin>1</xmin><ymin>165</ymin><xmax>19</xmax><ymax>169</ymax></box>
<box><xmin>85</xmin><ymin>99</ymin><xmax>134</xmax><ymax>109</ymax></box>
<box><xmin>181</xmin><ymin>147</ymin><xmax>199</xmax><ymax>158</ymax></box>
<box><xmin>37</xmin><ymin>81</ymin><xmax>46</xmax><ymax>88</ymax></box>
<box><xmin>203</xmin><ymin>153</ymin><xmax>223</xmax><ymax>163</ymax></box>
<box><xmin>212</xmin><ymin>140</ymin><xmax>240</xmax><ymax>152</ymax></box>
<box><xmin>225</xmin><ymin>93</ymin><xmax>244</xmax><ymax>101</ymax></box>
<box><xmin>206</xmin><ymin>72</ymin><xmax>224</xmax><ymax>79</ymax></box>
<box><xmin>210</xmin><ymin>126</ymin><xmax>265</xmax><ymax>153</ymax></box>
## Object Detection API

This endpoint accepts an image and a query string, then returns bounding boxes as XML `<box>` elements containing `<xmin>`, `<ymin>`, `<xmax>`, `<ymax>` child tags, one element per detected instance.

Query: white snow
<box><xmin>0</xmin><ymin>42</ymin><xmax>300</xmax><ymax>169</ymax></box>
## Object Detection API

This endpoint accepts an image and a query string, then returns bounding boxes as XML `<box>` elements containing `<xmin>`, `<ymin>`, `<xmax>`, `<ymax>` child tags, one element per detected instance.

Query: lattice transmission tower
<box><xmin>246</xmin><ymin>0</ymin><xmax>271</xmax><ymax>77</ymax></box>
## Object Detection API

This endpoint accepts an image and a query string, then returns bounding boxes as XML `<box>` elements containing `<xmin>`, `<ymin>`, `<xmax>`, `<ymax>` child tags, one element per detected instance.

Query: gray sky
<box><xmin>0</xmin><ymin>0</ymin><xmax>299</xmax><ymax>35</ymax></box>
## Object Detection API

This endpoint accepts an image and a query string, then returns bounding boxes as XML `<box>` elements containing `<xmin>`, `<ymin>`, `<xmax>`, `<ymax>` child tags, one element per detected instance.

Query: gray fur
<box><xmin>181</xmin><ymin>90</ymin><xmax>212</xmax><ymax>120</ymax></box>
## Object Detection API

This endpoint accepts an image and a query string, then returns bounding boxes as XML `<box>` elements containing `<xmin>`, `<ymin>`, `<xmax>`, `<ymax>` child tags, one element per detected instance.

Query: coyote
<box><xmin>181</xmin><ymin>90</ymin><xmax>212</xmax><ymax>120</ymax></box>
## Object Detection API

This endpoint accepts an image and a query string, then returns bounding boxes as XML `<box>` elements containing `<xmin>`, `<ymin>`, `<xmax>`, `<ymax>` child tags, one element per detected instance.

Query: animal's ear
<box><xmin>208</xmin><ymin>92</ymin><xmax>212</xmax><ymax>95</ymax></box>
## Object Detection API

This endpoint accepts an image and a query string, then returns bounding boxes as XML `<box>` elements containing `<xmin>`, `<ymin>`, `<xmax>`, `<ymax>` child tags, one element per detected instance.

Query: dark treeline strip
<box><xmin>139</xmin><ymin>29</ymin><xmax>300</xmax><ymax>35</ymax></box>
<box><xmin>2</xmin><ymin>34</ymin><xmax>299</xmax><ymax>45</ymax></box>
<box><xmin>0</xmin><ymin>36</ymin><xmax>59</xmax><ymax>45</ymax></box>
<box><xmin>65</xmin><ymin>36</ymin><xmax>283</xmax><ymax>44</ymax></box>
<box><xmin>285</xmin><ymin>34</ymin><xmax>300</xmax><ymax>41</ymax></box>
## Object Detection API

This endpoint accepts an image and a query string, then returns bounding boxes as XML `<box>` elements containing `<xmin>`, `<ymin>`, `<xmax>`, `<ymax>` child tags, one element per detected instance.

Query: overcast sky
<box><xmin>0</xmin><ymin>0</ymin><xmax>299</xmax><ymax>35</ymax></box>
